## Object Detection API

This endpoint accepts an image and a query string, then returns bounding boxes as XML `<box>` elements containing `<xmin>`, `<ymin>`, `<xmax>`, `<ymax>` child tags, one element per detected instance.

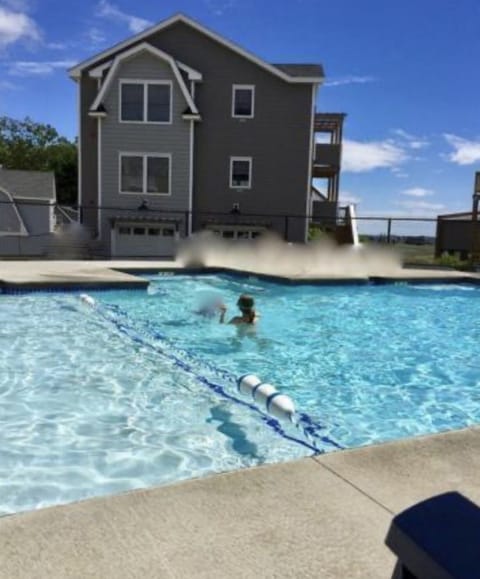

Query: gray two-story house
<box><xmin>69</xmin><ymin>13</ymin><xmax>342</xmax><ymax>257</ymax></box>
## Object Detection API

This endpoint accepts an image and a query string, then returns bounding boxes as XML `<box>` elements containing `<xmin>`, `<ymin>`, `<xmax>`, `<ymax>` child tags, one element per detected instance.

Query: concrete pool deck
<box><xmin>0</xmin><ymin>259</ymin><xmax>479</xmax><ymax>289</ymax></box>
<box><xmin>1</xmin><ymin>259</ymin><xmax>479</xmax><ymax>577</ymax></box>
<box><xmin>2</xmin><ymin>425</ymin><xmax>480</xmax><ymax>578</ymax></box>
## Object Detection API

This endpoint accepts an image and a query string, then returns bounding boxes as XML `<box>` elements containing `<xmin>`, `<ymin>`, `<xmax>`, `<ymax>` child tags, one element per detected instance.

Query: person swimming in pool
<box><xmin>219</xmin><ymin>294</ymin><xmax>258</xmax><ymax>325</ymax></box>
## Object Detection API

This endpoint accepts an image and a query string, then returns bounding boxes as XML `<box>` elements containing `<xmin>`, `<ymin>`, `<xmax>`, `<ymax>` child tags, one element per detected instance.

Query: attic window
<box><xmin>120</xmin><ymin>80</ymin><xmax>172</xmax><ymax>123</ymax></box>
<box><xmin>232</xmin><ymin>85</ymin><xmax>254</xmax><ymax>118</ymax></box>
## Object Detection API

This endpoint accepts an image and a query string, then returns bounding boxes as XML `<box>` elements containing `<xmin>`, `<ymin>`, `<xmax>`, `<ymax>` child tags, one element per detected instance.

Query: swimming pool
<box><xmin>1</xmin><ymin>274</ymin><xmax>479</xmax><ymax>514</ymax></box>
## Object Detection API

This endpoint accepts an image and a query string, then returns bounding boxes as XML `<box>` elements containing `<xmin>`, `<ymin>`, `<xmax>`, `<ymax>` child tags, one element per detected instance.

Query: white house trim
<box><xmin>89</xmin><ymin>56</ymin><xmax>202</xmax><ymax>82</ymax></box>
<box><xmin>118</xmin><ymin>79</ymin><xmax>173</xmax><ymax>124</ymax></box>
<box><xmin>97</xmin><ymin>116</ymin><xmax>103</xmax><ymax>238</ymax></box>
<box><xmin>188</xmin><ymin>118</ymin><xmax>194</xmax><ymax>235</ymax></box>
<box><xmin>0</xmin><ymin>187</ymin><xmax>29</xmax><ymax>235</ymax></box>
<box><xmin>232</xmin><ymin>84</ymin><xmax>255</xmax><ymax>119</ymax></box>
<box><xmin>89</xmin><ymin>42</ymin><xmax>199</xmax><ymax>115</ymax></box>
<box><xmin>13</xmin><ymin>195</ymin><xmax>55</xmax><ymax>202</ymax></box>
<box><xmin>77</xmin><ymin>82</ymin><xmax>82</xmax><ymax>219</ymax></box>
<box><xmin>119</xmin><ymin>152</ymin><xmax>172</xmax><ymax>196</ymax></box>
<box><xmin>69</xmin><ymin>14</ymin><xmax>323</xmax><ymax>85</ymax></box>
<box><xmin>305</xmin><ymin>83</ymin><xmax>316</xmax><ymax>242</ymax></box>
<box><xmin>229</xmin><ymin>157</ymin><xmax>252</xmax><ymax>189</ymax></box>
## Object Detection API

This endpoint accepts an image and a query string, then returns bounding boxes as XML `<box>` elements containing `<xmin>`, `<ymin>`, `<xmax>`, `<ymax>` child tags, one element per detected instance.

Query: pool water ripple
<box><xmin>1</xmin><ymin>277</ymin><xmax>479</xmax><ymax>514</ymax></box>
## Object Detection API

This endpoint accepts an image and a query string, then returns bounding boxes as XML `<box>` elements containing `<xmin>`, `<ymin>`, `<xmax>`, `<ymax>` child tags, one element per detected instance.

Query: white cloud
<box><xmin>339</xmin><ymin>191</ymin><xmax>362</xmax><ymax>205</ymax></box>
<box><xmin>0</xmin><ymin>5</ymin><xmax>41</xmax><ymax>48</ymax></box>
<box><xmin>342</xmin><ymin>138</ymin><xmax>408</xmax><ymax>172</ymax></box>
<box><xmin>444</xmin><ymin>133</ymin><xmax>480</xmax><ymax>165</ymax></box>
<box><xmin>401</xmin><ymin>187</ymin><xmax>434</xmax><ymax>198</ymax></box>
<box><xmin>204</xmin><ymin>0</ymin><xmax>237</xmax><ymax>15</ymax></box>
<box><xmin>0</xmin><ymin>79</ymin><xmax>18</xmax><ymax>89</ymax></box>
<box><xmin>396</xmin><ymin>199</ymin><xmax>445</xmax><ymax>212</ymax></box>
<box><xmin>324</xmin><ymin>75</ymin><xmax>375</xmax><ymax>88</ymax></box>
<box><xmin>7</xmin><ymin>59</ymin><xmax>77</xmax><ymax>75</ymax></box>
<box><xmin>46</xmin><ymin>41</ymin><xmax>69</xmax><ymax>50</ymax></box>
<box><xmin>85</xmin><ymin>26</ymin><xmax>107</xmax><ymax>48</ymax></box>
<box><xmin>393</xmin><ymin>128</ymin><xmax>429</xmax><ymax>150</ymax></box>
<box><xmin>96</xmin><ymin>0</ymin><xmax>152</xmax><ymax>33</ymax></box>
<box><xmin>1</xmin><ymin>0</ymin><xmax>31</xmax><ymax>11</ymax></box>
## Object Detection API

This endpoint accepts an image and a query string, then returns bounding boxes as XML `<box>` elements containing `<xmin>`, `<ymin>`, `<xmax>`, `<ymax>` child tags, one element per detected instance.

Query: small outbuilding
<box><xmin>0</xmin><ymin>168</ymin><xmax>56</xmax><ymax>257</ymax></box>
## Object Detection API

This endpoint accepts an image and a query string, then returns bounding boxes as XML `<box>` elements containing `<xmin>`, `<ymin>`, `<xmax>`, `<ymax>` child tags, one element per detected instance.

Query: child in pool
<box><xmin>219</xmin><ymin>294</ymin><xmax>258</xmax><ymax>325</ymax></box>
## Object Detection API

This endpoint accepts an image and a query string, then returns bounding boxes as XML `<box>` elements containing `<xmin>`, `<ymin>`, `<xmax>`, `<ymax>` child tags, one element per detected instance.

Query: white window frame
<box><xmin>119</xmin><ymin>152</ymin><xmax>172</xmax><ymax>196</ymax></box>
<box><xmin>230</xmin><ymin>156</ymin><xmax>252</xmax><ymax>189</ymax></box>
<box><xmin>119</xmin><ymin>79</ymin><xmax>172</xmax><ymax>124</ymax></box>
<box><xmin>232</xmin><ymin>84</ymin><xmax>255</xmax><ymax>119</ymax></box>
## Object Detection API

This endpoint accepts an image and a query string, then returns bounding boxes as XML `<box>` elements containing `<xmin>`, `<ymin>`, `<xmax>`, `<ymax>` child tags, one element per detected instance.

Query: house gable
<box><xmin>69</xmin><ymin>13</ymin><xmax>323</xmax><ymax>85</ymax></box>
<box><xmin>90</xmin><ymin>42</ymin><xmax>201</xmax><ymax>118</ymax></box>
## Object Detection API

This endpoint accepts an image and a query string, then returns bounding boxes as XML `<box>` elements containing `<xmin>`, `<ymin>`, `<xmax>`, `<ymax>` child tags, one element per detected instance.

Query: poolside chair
<box><xmin>385</xmin><ymin>491</ymin><xmax>480</xmax><ymax>579</ymax></box>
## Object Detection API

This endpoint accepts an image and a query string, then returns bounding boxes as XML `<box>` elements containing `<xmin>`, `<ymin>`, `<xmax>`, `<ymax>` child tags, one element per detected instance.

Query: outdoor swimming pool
<box><xmin>1</xmin><ymin>273</ymin><xmax>479</xmax><ymax>515</ymax></box>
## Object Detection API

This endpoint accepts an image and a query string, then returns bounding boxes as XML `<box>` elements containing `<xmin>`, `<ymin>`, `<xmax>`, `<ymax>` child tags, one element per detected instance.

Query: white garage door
<box><xmin>112</xmin><ymin>223</ymin><xmax>178</xmax><ymax>257</ymax></box>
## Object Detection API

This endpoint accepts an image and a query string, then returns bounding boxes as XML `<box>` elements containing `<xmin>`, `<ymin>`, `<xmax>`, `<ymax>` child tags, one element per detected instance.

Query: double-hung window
<box><xmin>230</xmin><ymin>157</ymin><xmax>252</xmax><ymax>189</ymax></box>
<box><xmin>120</xmin><ymin>154</ymin><xmax>171</xmax><ymax>195</ymax></box>
<box><xmin>120</xmin><ymin>81</ymin><xmax>172</xmax><ymax>123</ymax></box>
<box><xmin>232</xmin><ymin>85</ymin><xmax>254</xmax><ymax>118</ymax></box>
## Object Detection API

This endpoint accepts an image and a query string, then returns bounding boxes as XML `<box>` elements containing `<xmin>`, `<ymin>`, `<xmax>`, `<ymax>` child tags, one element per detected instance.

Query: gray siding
<box><xmin>99</xmin><ymin>51</ymin><xmax>191</xmax><ymax>252</ymax></box>
<box><xmin>79</xmin><ymin>75</ymin><xmax>99</xmax><ymax>233</ymax></box>
<box><xmin>80</xmin><ymin>20</ymin><xmax>315</xmax><ymax>248</ymax></box>
<box><xmin>147</xmin><ymin>22</ymin><xmax>313</xmax><ymax>242</ymax></box>
<box><xmin>17</xmin><ymin>201</ymin><xmax>53</xmax><ymax>235</ymax></box>
<box><xmin>0</xmin><ymin>190</ymin><xmax>23</xmax><ymax>233</ymax></box>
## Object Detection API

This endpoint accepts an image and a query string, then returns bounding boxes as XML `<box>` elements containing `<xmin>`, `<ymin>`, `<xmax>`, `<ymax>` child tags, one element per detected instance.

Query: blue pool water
<box><xmin>1</xmin><ymin>274</ymin><xmax>479</xmax><ymax>514</ymax></box>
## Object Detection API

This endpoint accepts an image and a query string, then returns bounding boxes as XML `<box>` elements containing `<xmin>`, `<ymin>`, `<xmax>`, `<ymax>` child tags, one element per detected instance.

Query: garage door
<box><xmin>112</xmin><ymin>223</ymin><xmax>178</xmax><ymax>257</ymax></box>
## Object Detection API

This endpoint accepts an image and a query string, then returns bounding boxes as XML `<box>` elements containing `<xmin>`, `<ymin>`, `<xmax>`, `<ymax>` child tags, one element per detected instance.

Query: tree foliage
<box><xmin>0</xmin><ymin>116</ymin><xmax>77</xmax><ymax>204</ymax></box>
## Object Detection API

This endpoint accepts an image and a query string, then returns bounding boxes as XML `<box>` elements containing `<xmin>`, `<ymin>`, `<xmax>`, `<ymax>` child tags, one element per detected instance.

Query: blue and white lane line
<box><xmin>79</xmin><ymin>296</ymin><xmax>343</xmax><ymax>454</ymax></box>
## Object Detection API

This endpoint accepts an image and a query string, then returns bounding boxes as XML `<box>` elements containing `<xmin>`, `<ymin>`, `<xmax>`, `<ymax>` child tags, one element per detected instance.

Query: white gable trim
<box><xmin>69</xmin><ymin>13</ymin><xmax>323</xmax><ymax>84</ymax></box>
<box><xmin>89</xmin><ymin>55</ymin><xmax>202</xmax><ymax>81</ymax></box>
<box><xmin>90</xmin><ymin>42</ymin><xmax>199</xmax><ymax>115</ymax></box>
<box><xmin>0</xmin><ymin>186</ymin><xmax>29</xmax><ymax>235</ymax></box>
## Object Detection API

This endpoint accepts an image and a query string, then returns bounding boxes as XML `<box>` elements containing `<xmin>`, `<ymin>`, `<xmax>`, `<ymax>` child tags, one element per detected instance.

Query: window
<box><xmin>162</xmin><ymin>228</ymin><xmax>175</xmax><ymax>237</ymax></box>
<box><xmin>118</xmin><ymin>226</ymin><xmax>131</xmax><ymax>235</ymax></box>
<box><xmin>120</xmin><ymin>154</ymin><xmax>171</xmax><ymax>195</ymax></box>
<box><xmin>232</xmin><ymin>85</ymin><xmax>254</xmax><ymax>118</ymax></box>
<box><xmin>120</xmin><ymin>81</ymin><xmax>171</xmax><ymax>123</ymax></box>
<box><xmin>148</xmin><ymin>228</ymin><xmax>160</xmax><ymax>236</ymax></box>
<box><xmin>121</xmin><ymin>156</ymin><xmax>143</xmax><ymax>193</ymax></box>
<box><xmin>133</xmin><ymin>227</ymin><xmax>145</xmax><ymax>235</ymax></box>
<box><xmin>147</xmin><ymin>157</ymin><xmax>169</xmax><ymax>194</ymax></box>
<box><xmin>230</xmin><ymin>157</ymin><xmax>252</xmax><ymax>189</ymax></box>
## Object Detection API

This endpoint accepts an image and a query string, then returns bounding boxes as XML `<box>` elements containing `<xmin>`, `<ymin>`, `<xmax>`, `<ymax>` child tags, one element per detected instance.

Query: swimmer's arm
<box><xmin>219</xmin><ymin>304</ymin><xmax>227</xmax><ymax>323</ymax></box>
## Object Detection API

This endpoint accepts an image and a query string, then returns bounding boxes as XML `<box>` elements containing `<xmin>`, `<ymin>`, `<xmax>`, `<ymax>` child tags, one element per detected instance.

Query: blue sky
<box><xmin>1</xmin><ymin>0</ymin><xmax>479</xmax><ymax>235</ymax></box>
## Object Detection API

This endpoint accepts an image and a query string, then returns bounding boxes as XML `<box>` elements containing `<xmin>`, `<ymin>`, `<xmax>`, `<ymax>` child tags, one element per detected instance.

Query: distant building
<box><xmin>0</xmin><ymin>168</ymin><xmax>56</xmax><ymax>257</ymax></box>
<box><xmin>69</xmin><ymin>13</ymin><xmax>345</xmax><ymax>258</ymax></box>
<box><xmin>435</xmin><ymin>211</ymin><xmax>478</xmax><ymax>259</ymax></box>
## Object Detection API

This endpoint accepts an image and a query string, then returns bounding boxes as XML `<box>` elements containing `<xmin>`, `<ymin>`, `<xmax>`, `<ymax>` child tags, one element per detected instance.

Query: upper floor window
<box><xmin>120</xmin><ymin>81</ymin><xmax>172</xmax><ymax>123</ymax></box>
<box><xmin>120</xmin><ymin>153</ymin><xmax>171</xmax><ymax>195</ymax></box>
<box><xmin>230</xmin><ymin>157</ymin><xmax>252</xmax><ymax>189</ymax></box>
<box><xmin>232</xmin><ymin>85</ymin><xmax>255</xmax><ymax>118</ymax></box>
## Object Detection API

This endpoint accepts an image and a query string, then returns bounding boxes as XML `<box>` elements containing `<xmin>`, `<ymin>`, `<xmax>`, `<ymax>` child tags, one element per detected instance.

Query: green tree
<box><xmin>0</xmin><ymin>116</ymin><xmax>77</xmax><ymax>204</ymax></box>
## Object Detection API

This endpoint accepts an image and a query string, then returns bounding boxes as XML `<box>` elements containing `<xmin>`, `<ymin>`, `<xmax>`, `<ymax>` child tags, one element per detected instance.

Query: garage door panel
<box><xmin>112</xmin><ymin>224</ymin><xmax>177</xmax><ymax>257</ymax></box>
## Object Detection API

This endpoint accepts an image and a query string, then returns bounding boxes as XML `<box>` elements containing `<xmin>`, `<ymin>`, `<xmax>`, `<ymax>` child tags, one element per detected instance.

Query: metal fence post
<box><xmin>387</xmin><ymin>218</ymin><xmax>392</xmax><ymax>243</ymax></box>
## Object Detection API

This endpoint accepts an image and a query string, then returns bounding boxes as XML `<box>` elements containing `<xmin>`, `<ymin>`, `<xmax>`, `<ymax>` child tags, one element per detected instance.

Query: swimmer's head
<box><xmin>237</xmin><ymin>294</ymin><xmax>254</xmax><ymax>312</ymax></box>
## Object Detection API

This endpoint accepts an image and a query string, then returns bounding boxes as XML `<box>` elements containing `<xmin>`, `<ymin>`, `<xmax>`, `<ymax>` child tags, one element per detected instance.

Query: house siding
<box><xmin>79</xmin><ymin>19</ymin><xmax>316</xmax><ymax>249</ymax></box>
<box><xmin>79</xmin><ymin>75</ymin><xmax>99</xmax><ymax>233</ymax></box>
<box><xmin>99</xmin><ymin>51</ymin><xmax>191</xmax><ymax>252</ymax></box>
<box><xmin>16</xmin><ymin>201</ymin><xmax>52</xmax><ymax>235</ymax></box>
<box><xmin>145</xmin><ymin>22</ymin><xmax>313</xmax><ymax>242</ymax></box>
